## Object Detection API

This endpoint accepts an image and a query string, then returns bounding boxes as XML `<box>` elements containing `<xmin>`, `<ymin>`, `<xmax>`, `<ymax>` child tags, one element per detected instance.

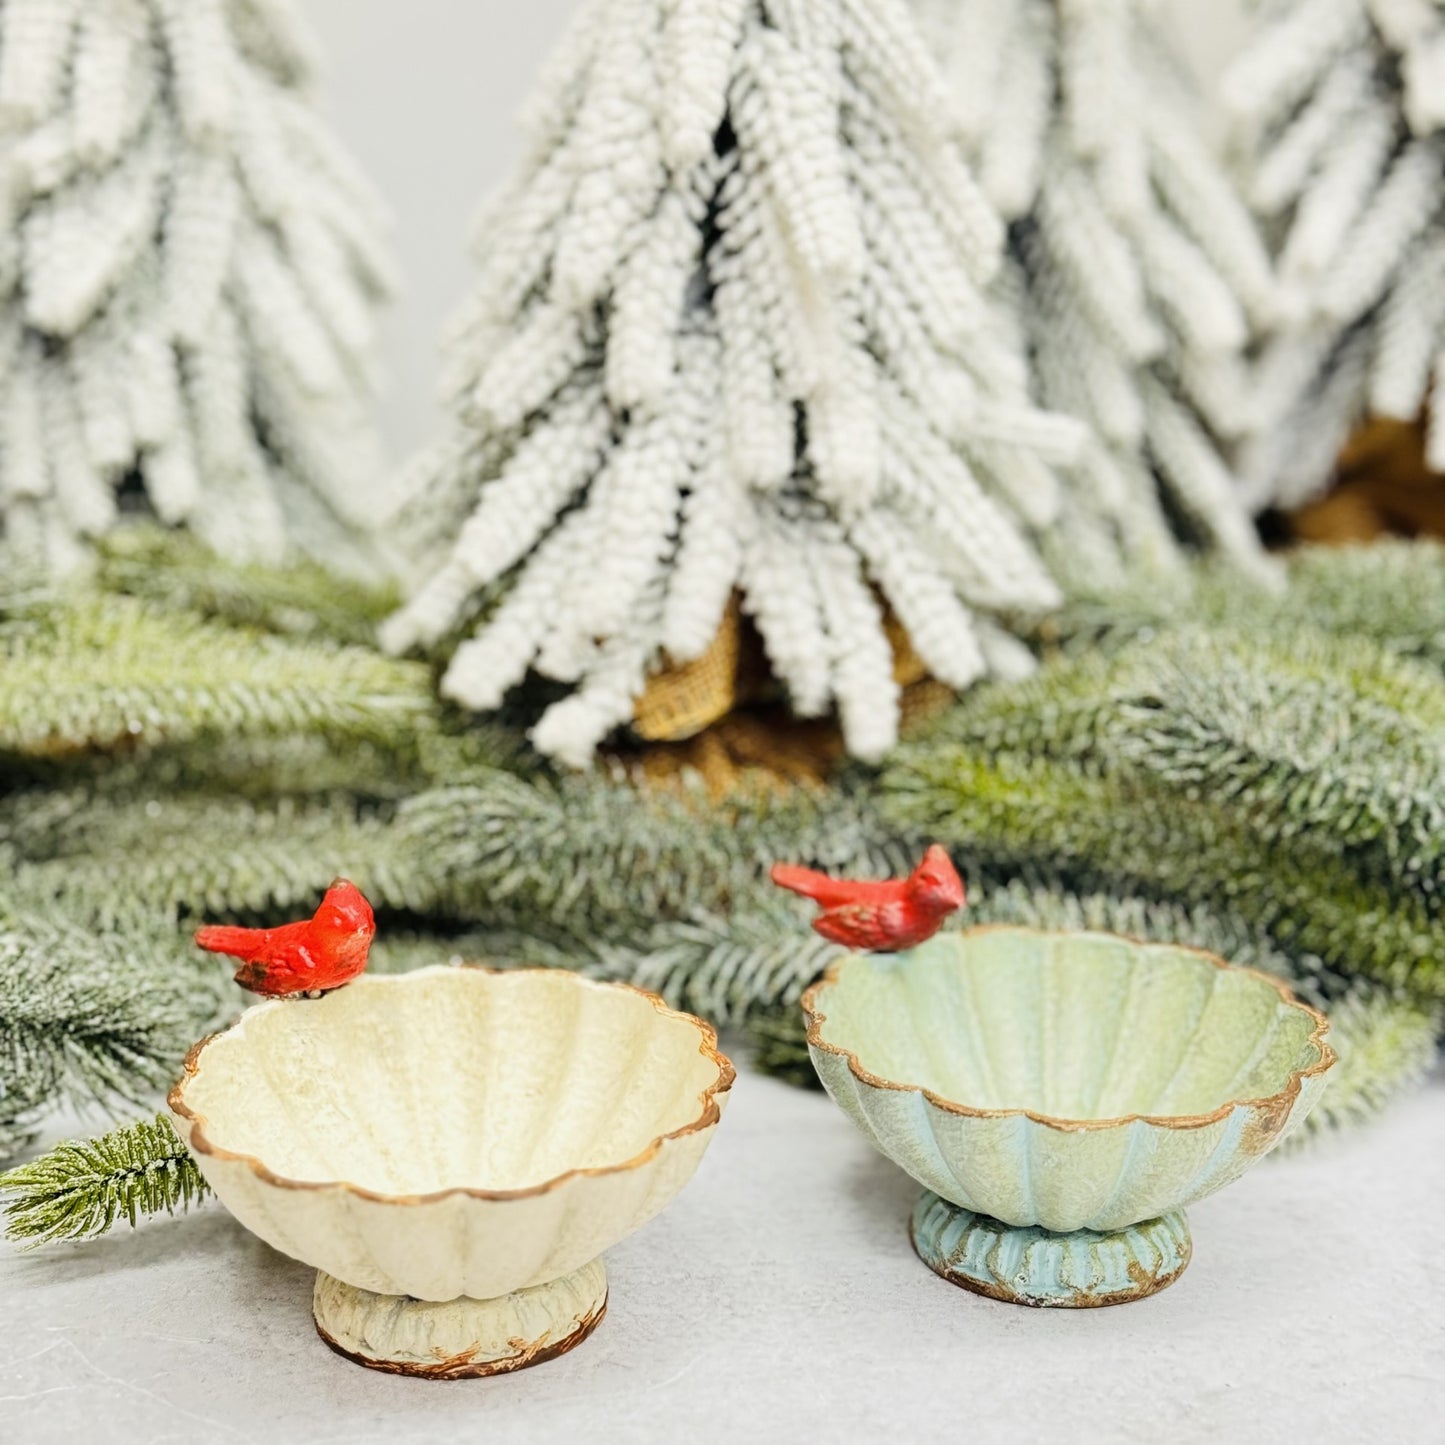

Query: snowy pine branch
<box><xmin>883</xmin><ymin>625</ymin><xmax>1445</xmax><ymax>1000</ymax></box>
<box><xmin>5</xmin><ymin>790</ymin><xmax>401</xmax><ymax>931</ymax></box>
<box><xmin>0</xmin><ymin>592</ymin><xmax>433</xmax><ymax>760</ymax></box>
<box><xmin>1049</xmin><ymin>539</ymin><xmax>1445</xmax><ymax>671</ymax></box>
<box><xmin>0</xmin><ymin>910</ymin><xmax>222</xmax><ymax>1157</ymax></box>
<box><xmin>92</xmin><ymin>525</ymin><xmax>401</xmax><ymax>646</ymax></box>
<box><xmin>390</xmin><ymin>769</ymin><xmax>909</xmax><ymax>931</ymax></box>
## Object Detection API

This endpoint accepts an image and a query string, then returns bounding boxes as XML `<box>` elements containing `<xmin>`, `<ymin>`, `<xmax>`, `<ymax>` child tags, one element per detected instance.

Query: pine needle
<box><xmin>94</xmin><ymin>527</ymin><xmax>401</xmax><ymax>647</ymax></box>
<box><xmin>0</xmin><ymin>1116</ymin><xmax>210</xmax><ymax>1246</ymax></box>
<box><xmin>0</xmin><ymin>910</ymin><xmax>223</xmax><ymax>1160</ymax></box>
<box><xmin>885</xmin><ymin>625</ymin><xmax>1445</xmax><ymax>1000</ymax></box>
<box><xmin>392</xmin><ymin>770</ymin><xmax>909</xmax><ymax>931</ymax></box>
<box><xmin>1052</xmin><ymin>541</ymin><xmax>1445</xmax><ymax>670</ymax></box>
<box><xmin>4</xmin><ymin>791</ymin><xmax>403</xmax><ymax>930</ymax></box>
<box><xmin>0</xmin><ymin>593</ymin><xmax>433</xmax><ymax>759</ymax></box>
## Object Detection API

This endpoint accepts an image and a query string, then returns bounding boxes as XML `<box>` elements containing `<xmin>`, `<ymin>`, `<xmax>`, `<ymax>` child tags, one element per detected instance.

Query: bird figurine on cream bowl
<box><xmin>783</xmin><ymin>857</ymin><xmax>1335</xmax><ymax>1308</ymax></box>
<box><xmin>169</xmin><ymin>962</ymin><xmax>734</xmax><ymax>1376</ymax></box>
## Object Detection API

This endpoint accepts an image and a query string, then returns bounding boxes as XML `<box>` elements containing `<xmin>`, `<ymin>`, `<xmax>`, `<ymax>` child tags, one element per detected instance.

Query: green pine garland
<box><xmin>1051</xmin><ymin>539</ymin><xmax>1445</xmax><ymax>668</ymax></box>
<box><xmin>389</xmin><ymin>771</ymin><xmax>908</xmax><ymax>933</ymax></box>
<box><xmin>0</xmin><ymin>911</ymin><xmax>224</xmax><ymax>1150</ymax></box>
<box><xmin>93</xmin><ymin>528</ymin><xmax>402</xmax><ymax>647</ymax></box>
<box><xmin>7</xmin><ymin>790</ymin><xmax>402</xmax><ymax>930</ymax></box>
<box><xmin>1</xmin><ymin>1115</ymin><xmax>209</xmax><ymax>1246</ymax></box>
<box><xmin>0</xmin><ymin>593</ymin><xmax>433</xmax><ymax>761</ymax></box>
<box><xmin>882</xmin><ymin>627</ymin><xmax>1445</xmax><ymax>1000</ymax></box>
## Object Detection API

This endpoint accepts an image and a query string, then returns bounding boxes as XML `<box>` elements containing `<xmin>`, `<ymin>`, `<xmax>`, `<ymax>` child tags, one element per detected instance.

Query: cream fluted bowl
<box><xmin>804</xmin><ymin>928</ymin><xmax>1334</xmax><ymax>1307</ymax></box>
<box><xmin>169</xmin><ymin>966</ymin><xmax>733</xmax><ymax>1375</ymax></box>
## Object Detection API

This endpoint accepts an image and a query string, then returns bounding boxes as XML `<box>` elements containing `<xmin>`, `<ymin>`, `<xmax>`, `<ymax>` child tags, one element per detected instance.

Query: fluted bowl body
<box><xmin>804</xmin><ymin>928</ymin><xmax>1333</xmax><ymax>1232</ymax></box>
<box><xmin>170</xmin><ymin>967</ymin><xmax>733</xmax><ymax>1301</ymax></box>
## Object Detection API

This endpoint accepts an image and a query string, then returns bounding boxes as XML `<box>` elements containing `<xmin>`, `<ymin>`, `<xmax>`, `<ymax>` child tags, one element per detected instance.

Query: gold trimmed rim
<box><xmin>800</xmin><ymin>925</ymin><xmax>1336</xmax><ymax>1134</ymax></box>
<box><xmin>168</xmin><ymin>964</ymin><xmax>736</xmax><ymax>1204</ymax></box>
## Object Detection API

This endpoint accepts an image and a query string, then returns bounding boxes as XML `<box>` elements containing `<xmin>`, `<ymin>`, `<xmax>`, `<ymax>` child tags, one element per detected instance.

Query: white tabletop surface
<box><xmin>3</xmin><ymin>1058</ymin><xmax>1442</xmax><ymax>1445</ymax></box>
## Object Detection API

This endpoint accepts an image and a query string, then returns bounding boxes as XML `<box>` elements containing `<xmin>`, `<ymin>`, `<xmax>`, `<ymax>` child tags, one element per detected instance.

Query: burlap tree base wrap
<box><xmin>624</xmin><ymin>598</ymin><xmax>954</xmax><ymax>796</ymax></box>
<box><xmin>1289</xmin><ymin>418</ymin><xmax>1445</xmax><ymax>542</ymax></box>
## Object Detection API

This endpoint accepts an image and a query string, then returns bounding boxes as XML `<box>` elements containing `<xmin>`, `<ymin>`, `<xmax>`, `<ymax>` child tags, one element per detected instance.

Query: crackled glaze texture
<box><xmin>170</xmin><ymin>967</ymin><xmax>732</xmax><ymax>1303</ymax></box>
<box><xmin>805</xmin><ymin>929</ymin><xmax>1333</xmax><ymax>1233</ymax></box>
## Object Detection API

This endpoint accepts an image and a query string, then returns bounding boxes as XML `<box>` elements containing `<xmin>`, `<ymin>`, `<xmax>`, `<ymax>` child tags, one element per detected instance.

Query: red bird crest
<box><xmin>771</xmin><ymin>845</ymin><xmax>966</xmax><ymax>953</ymax></box>
<box><xmin>194</xmin><ymin>879</ymin><xmax>376</xmax><ymax>998</ymax></box>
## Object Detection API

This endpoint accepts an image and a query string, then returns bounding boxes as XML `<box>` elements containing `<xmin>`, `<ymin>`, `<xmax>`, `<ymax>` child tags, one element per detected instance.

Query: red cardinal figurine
<box><xmin>194</xmin><ymin>879</ymin><xmax>376</xmax><ymax>998</ymax></box>
<box><xmin>770</xmin><ymin>845</ymin><xmax>966</xmax><ymax>952</ymax></box>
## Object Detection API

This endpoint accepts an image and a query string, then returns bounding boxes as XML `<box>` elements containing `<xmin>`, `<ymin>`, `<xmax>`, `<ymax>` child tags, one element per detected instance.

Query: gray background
<box><xmin>299</xmin><ymin>0</ymin><xmax>1252</xmax><ymax>461</ymax></box>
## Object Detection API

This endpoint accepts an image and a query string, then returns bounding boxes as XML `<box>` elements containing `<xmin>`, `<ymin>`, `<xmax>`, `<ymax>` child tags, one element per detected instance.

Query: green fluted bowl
<box><xmin>803</xmin><ymin>927</ymin><xmax>1335</xmax><ymax>1308</ymax></box>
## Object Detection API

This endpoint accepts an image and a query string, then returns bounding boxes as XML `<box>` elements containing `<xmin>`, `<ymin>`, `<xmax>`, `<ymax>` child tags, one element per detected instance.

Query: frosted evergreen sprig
<box><xmin>391</xmin><ymin>768</ymin><xmax>910</xmax><ymax>931</ymax></box>
<box><xmin>369</xmin><ymin>911</ymin><xmax>843</xmax><ymax>1030</ymax></box>
<box><xmin>1276</xmin><ymin>541</ymin><xmax>1445</xmax><ymax>669</ymax></box>
<box><xmin>884</xmin><ymin>628</ymin><xmax>1445</xmax><ymax>999</ymax></box>
<box><xmin>4</xmin><ymin>790</ymin><xmax>402</xmax><ymax>931</ymax></box>
<box><xmin>0</xmin><ymin>592</ymin><xmax>434</xmax><ymax>760</ymax></box>
<box><xmin>0</xmin><ymin>910</ymin><xmax>223</xmax><ymax>1158</ymax></box>
<box><xmin>912</xmin><ymin>0</ymin><xmax>1278</xmax><ymax>591</ymax></box>
<box><xmin>0</xmin><ymin>526</ymin><xmax>523</xmax><ymax>798</ymax></box>
<box><xmin>93</xmin><ymin>526</ymin><xmax>401</xmax><ymax>646</ymax></box>
<box><xmin>922</xmin><ymin>625</ymin><xmax>1445</xmax><ymax>894</ymax></box>
<box><xmin>383</xmin><ymin>0</ymin><xmax>1113</xmax><ymax>766</ymax></box>
<box><xmin>917</xmin><ymin>624</ymin><xmax>1445</xmax><ymax>899</ymax></box>
<box><xmin>0</xmin><ymin>0</ymin><xmax>394</xmax><ymax>571</ymax></box>
<box><xmin>0</xmin><ymin>1114</ymin><xmax>209</xmax><ymax>1246</ymax></box>
<box><xmin>1048</xmin><ymin>540</ymin><xmax>1445</xmax><ymax>672</ymax></box>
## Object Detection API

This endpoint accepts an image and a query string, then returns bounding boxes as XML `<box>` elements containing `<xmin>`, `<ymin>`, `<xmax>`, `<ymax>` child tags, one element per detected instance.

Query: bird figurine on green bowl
<box><xmin>783</xmin><ymin>854</ymin><xmax>1336</xmax><ymax>1308</ymax></box>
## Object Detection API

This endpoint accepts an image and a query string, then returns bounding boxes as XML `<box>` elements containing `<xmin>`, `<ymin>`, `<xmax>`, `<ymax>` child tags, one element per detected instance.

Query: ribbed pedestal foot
<box><xmin>312</xmin><ymin>1258</ymin><xmax>608</xmax><ymax>1377</ymax></box>
<box><xmin>910</xmin><ymin>1193</ymin><xmax>1190</xmax><ymax>1308</ymax></box>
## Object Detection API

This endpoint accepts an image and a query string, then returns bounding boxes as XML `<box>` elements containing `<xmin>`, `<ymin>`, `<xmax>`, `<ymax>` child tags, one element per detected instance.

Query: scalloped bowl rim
<box><xmin>801</xmin><ymin>925</ymin><xmax>1335</xmax><ymax>1133</ymax></box>
<box><xmin>168</xmin><ymin>964</ymin><xmax>737</xmax><ymax>1204</ymax></box>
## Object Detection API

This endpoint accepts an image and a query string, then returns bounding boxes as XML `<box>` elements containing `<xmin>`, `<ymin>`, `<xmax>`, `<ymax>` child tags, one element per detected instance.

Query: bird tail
<box><xmin>194</xmin><ymin>924</ymin><xmax>265</xmax><ymax>960</ymax></box>
<box><xmin>770</xmin><ymin>862</ymin><xmax>854</xmax><ymax>908</ymax></box>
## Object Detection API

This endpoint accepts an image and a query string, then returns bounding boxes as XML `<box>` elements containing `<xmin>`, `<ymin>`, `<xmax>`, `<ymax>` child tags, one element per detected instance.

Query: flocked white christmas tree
<box><xmin>386</xmin><ymin>0</ymin><xmax>1271</xmax><ymax>767</ymax></box>
<box><xmin>0</xmin><ymin>0</ymin><xmax>393</xmax><ymax>572</ymax></box>
<box><xmin>1228</xmin><ymin>0</ymin><xmax>1445</xmax><ymax>506</ymax></box>
<box><xmin>912</xmin><ymin>0</ymin><xmax>1279</xmax><ymax>581</ymax></box>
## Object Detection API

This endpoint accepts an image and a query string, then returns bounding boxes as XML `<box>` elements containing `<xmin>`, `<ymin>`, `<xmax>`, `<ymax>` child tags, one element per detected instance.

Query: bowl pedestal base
<box><xmin>312</xmin><ymin>1258</ymin><xmax>608</xmax><ymax>1377</ymax></box>
<box><xmin>910</xmin><ymin>1193</ymin><xmax>1191</xmax><ymax>1308</ymax></box>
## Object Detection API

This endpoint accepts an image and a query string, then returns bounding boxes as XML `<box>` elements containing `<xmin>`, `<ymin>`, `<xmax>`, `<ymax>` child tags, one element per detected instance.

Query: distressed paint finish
<box><xmin>804</xmin><ymin>928</ymin><xmax>1334</xmax><ymax>1305</ymax></box>
<box><xmin>313</xmin><ymin>1259</ymin><xmax>609</xmax><ymax>1377</ymax></box>
<box><xmin>911</xmin><ymin>1194</ymin><xmax>1191</xmax><ymax>1308</ymax></box>
<box><xmin>169</xmin><ymin>967</ymin><xmax>733</xmax><ymax>1370</ymax></box>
